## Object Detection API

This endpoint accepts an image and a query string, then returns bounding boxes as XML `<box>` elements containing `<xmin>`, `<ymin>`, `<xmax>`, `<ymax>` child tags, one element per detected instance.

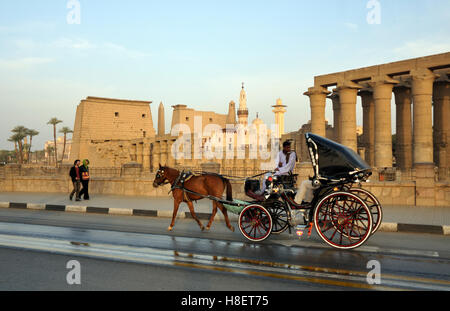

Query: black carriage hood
<box><xmin>305</xmin><ymin>133</ymin><xmax>371</xmax><ymax>179</ymax></box>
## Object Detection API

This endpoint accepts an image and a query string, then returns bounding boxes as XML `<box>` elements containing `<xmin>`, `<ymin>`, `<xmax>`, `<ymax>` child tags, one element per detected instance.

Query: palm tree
<box><xmin>7</xmin><ymin>136</ymin><xmax>19</xmax><ymax>163</ymax></box>
<box><xmin>47</xmin><ymin>118</ymin><xmax>62</xmax><ymax>167</ymax></box>
<box><xmin>8</xmin><ymin>133</ymin><xmax>26</xmax><ymax>164</ymax></box>
<box><xmin>26</xmin><ymin>129</ymin><xmax>40</xmax><ymax>163</ymax></box>
<box><xmin>59</xmin><ymin>127</ymin><xmax>73</xmax><ymax>163</ymax></box>
<box><xmin>11</xmin><ymin>126</ymin><xmax>28</xmax><ymax>164</ymax></box>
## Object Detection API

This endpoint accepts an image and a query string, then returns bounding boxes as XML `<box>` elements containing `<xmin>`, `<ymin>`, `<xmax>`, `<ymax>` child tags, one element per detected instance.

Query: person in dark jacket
<box><xmin>79</xmin><ymin>159</ymin><xmax>90</xmax><ymax>200</ymax></box>
<box><xmin>69</xmin><ymin>159</ymin><xmax>81</xmax><ymax>201</ymax></box>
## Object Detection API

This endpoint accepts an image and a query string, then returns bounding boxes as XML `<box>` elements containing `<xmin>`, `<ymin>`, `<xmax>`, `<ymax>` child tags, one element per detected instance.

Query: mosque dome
<box><xmin>251</xmin><ymin>113</ymin><xmax>264</xmax><ymax>126</ymax></box>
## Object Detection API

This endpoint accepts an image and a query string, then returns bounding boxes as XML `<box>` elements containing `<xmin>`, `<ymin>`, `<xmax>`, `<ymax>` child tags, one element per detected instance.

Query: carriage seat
<box><xmin>244</xmin><ymin>179</ymin><xmax>266</xmax><ymax>201</ymax></box>
<box><xmin>245</xmin><ymin>190</ymin><xmax>266</xmax><ymax>201</ymax></box>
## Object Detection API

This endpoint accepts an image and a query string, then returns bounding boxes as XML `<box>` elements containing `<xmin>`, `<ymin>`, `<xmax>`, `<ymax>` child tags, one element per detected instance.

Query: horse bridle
<box><xmin>155</xmin><ymin>168</ymin><xmax>171</xmax><ymax>186</ymax></box>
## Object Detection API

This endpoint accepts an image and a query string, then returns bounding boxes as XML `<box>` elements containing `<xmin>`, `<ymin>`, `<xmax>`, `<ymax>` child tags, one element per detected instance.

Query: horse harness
<box><xmin>169</xmin><ymin>170</ymin><xmax>197</xmax><ymax>202</ymax></box>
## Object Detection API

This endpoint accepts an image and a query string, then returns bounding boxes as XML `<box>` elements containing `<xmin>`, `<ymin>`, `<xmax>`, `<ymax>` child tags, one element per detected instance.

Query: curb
<box><xmin>0</xmin><ymin>201</ymin><xmax>237</xmax><ymax>222</ymax></box>
<box><xmin>0</xmin><ymin>201</ymin><xmax>448</xmax><ymax>235</ymax></box>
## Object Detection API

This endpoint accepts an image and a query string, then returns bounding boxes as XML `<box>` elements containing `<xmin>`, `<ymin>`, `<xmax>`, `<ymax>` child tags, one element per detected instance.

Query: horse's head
<box><xmin>153</xmin><ymin>164</ymin><xmax>170</xmax><ymax>188</ymax></box>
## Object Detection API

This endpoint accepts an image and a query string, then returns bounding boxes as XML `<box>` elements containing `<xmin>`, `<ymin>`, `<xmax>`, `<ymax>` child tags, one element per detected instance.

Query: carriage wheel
<box><xmin>265</xmin><ymin>200</ymin><xmax>289</xmax><ymax>234</ymax></box>
<box><xmin>239</xmin><ymin>204</ymin><xmax>273</xmax><ymax>242</ymax></box>
<box><xmin>314</xmin><ymin>191</ymin><xmax>373</xmax><ymax>250</ymax></box>
<box><xmin>349</xmin><ymin>188</ymin><xmax>383</xmax><ymax>234</ymax></box>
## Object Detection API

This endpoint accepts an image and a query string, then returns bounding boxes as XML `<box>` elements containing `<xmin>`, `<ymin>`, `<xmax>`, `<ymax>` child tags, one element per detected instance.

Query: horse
<box><xmin>152</xmin><ymin>164</ymin><xmax>235</xmax><ymax>232</ymax></box>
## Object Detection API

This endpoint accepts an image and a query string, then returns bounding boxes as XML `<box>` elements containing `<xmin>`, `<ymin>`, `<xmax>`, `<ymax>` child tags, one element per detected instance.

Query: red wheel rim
<box><xmin>239</xmin><ymin>204</ymin><xmax>272</xmax><ymax>242</ymax></box>
<box><xmin>314</xmin><ymin>192</ymin><xmax>372</xmax><ymax>249</ymax></box>
<box><xmin>349</xmin><ymin>188</ymin><xmax>382</xmax><ymax>234</ymax></box>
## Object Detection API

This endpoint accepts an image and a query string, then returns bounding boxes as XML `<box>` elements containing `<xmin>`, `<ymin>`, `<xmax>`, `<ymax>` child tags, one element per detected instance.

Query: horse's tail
<box><xmin>223</xmin><ymin>178</ymin><xmax>233</xmax><ymax>202</ymax></box>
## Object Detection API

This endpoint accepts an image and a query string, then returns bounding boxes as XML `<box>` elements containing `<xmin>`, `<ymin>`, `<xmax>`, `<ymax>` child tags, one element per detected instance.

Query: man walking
<box><xmin>69</xmin><ymin>159</ymin><xmax>81</xmax><ymax>201</ymax></box>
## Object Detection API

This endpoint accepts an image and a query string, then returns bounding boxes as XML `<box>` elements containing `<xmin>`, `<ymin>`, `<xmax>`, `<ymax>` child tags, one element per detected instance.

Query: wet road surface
<box><xmin>0</xmin><ymin>208</ymin><xmax>449</xmax><ymax>291</ymax></box>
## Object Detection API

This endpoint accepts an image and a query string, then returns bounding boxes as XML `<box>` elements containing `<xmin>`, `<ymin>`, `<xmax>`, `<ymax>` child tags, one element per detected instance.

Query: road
<box><xmin>0</xmin><ymin>208</ymin><xmax>449</xmax><ymax>291</ymax></box>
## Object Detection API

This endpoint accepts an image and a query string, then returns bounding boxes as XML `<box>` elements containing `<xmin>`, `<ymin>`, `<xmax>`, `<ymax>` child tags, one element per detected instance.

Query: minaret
<box><xmin>272</xmin><ymin>98</ymin><xmax>287</xmax><ymax>138</ymax></box>
<box><xmin>158</xmin><ymin>101</ymin><xmax>165</xmax><ymax>136</ymax></box>
<box><xmin>226</xmin><ymin>100</ymin><xmax>237</xmax><ymax>125</ymax></box>
<box><xmin>237</xmin><ymin>82</ymin><xmax>249</xmax><ymax>126</ymax></box>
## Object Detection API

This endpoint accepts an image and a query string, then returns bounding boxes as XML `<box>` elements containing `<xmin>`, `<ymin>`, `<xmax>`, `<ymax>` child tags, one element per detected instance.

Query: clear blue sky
<box><xmin>1</xmin><ymin>0</ymin><xmax>449</xmax><ymax>150</ymax></box>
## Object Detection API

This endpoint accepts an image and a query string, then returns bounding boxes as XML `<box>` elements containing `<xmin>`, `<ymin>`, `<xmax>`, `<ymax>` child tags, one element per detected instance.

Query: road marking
<box><xmin>444</xmin><ymin>226</ymin><xmax>450</xmax><ymax>236</ymax></box>
<box><xmin>0</xmin><ymin>233</ymin><xmax>448</xmax><ymax>291</ymax></box>
<box><xmin>27</xmin><ymin>203</ymin><xmax>46</xmax><ymax>210</ymax></box>
<box><xmin>66</xmin><ymin>205</ymin><xmax>87</xmax><ymax>213</ymax></box>
<box><xmin>157</xmin><ymin>210</ymin><xmax>185</xmax><ymax>218</ymax></box>
<box><xmin>108</xmin><ymin>208</ymin><xmax>133</xmax><ymax>216</ymax></box>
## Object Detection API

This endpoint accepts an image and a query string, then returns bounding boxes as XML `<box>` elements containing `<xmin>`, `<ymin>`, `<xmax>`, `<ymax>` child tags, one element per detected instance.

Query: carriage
<box><xmin>153</xmin><ymin>132</ymin><xmax>382</xmax><ymax>250</ymax></box>
<box><xmin>223</xmin><ymin>132</ymin><xmax>383</xmax><ymax>250</ymax></box>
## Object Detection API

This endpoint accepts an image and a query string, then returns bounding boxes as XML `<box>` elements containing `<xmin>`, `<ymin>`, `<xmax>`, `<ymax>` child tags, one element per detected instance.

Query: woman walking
<box><xmin>79</xmin><ymin>159</ymin><xmax>90</xmax><ymax>200</ymax></box>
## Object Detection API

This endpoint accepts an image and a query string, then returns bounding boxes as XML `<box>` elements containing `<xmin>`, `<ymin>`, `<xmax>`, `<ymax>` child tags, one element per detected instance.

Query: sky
<box><xmin>0</xmin><ymin>0</ymin><xmax>449</xmax><ymax>150</ymax></box>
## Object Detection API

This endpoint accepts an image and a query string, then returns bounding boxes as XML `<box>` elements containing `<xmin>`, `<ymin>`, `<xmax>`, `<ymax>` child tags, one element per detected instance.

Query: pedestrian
<box><xmin>79</xmin><ymin>159</ymin><xmax>90</xmax><ymax>200</ymax></box>
<box><xmin>69</xmin><ymin>159</ymin><xmax>81</xmax><ymax>201</ymax></box>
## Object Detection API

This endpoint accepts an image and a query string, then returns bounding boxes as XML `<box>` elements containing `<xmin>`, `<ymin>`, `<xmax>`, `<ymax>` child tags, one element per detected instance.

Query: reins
<box><xmin>191</xmin><ymin>170</ymin><xmax>270</xmax><ymax>181</ymax></box>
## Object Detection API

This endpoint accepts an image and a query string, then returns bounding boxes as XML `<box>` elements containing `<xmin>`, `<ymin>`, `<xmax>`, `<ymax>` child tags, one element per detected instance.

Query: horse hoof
<box><xmin>206</xmin><ymin>226</ymin><xmax>211</xmax><ymax>231</ymax></box>
<box><xmin>168</xmin><ymin>226</ymin><xmax>173</xmax><ymax>231</ymax></box>
<box><xmin>201</xmin><ymin>226</ymin><xmax>205</xmax><ymax>231</ymax></box>
<box><xmin>229</xmin><ymin>226</ymin><xmax>235</xmax><ymax>232</ymax></box>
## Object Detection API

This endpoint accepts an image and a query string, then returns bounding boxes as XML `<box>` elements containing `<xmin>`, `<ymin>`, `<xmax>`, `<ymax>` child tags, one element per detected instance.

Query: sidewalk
<box><xmin>0</xmin><ymin>192</ymin><xmax>449</xmax><ymax>234</ymax></box>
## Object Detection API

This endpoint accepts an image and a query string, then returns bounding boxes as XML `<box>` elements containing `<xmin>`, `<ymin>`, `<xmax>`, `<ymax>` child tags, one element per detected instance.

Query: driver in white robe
<box><xmin>257</xmin><ymin>140</ymin><xmax>296</xmax><ymax>194</ymax></box>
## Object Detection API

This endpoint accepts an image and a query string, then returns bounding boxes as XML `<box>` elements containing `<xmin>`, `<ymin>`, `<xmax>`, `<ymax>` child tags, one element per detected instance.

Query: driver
<box><xmin>257</xmin><ymin>140</ymin><xmax>297</xmax><ymax>195</ymax></box>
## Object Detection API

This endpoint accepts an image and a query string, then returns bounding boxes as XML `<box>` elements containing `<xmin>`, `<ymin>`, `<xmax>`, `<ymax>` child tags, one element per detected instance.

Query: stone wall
<box><xmin>0</xmin><ymin>163</ymin><xmax>449</xmax><ymax>207</ymax></box>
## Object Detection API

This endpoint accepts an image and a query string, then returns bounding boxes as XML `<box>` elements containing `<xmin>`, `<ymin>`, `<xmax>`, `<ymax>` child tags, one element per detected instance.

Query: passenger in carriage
<box><xmin>294</xmin><ymin>179</ymin><xmax>317</xmax><ymax>206</ymax></box>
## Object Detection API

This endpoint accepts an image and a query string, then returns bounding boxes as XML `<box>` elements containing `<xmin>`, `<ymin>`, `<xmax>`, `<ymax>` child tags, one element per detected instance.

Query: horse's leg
<box><xmin>206</xmin><ymin>200</ymin><xmax>218</xmax><ymax>230</ymax></box>
<box><xmin>186</xmin><ymin>200</ymin><xmax>205</xmax><ymax>231</ymax></box>
<box><xmin>168</xmin><ymin>197</ymin><xmax>181</xmax><ymax>231</ymax></box>
<box><xmin>217</xmin><ymin>202</ymin><xmax>235</xmax><ymax>232</ymax></box>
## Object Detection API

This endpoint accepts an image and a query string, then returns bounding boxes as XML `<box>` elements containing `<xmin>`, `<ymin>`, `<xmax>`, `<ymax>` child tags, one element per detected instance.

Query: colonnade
<box><xmin>305</xmin><ymin>68</ymin><xmax>450</xmax><ymax>179</ymax></box>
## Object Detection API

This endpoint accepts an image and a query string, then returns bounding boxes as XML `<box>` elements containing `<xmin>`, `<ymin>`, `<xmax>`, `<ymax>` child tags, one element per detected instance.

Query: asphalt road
<box><xmin>0</xmin><ymin>208</ymin><xmax>449</xmax><ymax>291</ymax></box>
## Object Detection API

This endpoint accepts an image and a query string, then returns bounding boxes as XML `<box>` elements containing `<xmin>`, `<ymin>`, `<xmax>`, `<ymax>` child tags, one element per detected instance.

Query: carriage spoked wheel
<box><xmin>239</xmin><ymin>204</ymin><xmax>273</xmax><ymax>242</ymax></box>
<box><xmin>314</xmin><ymin>191</ymin><xmax>373</xmax><ymax>250</ymax></box>
<box><xmin>349</xmin><ymin>188</ymin><xmax>383</xmax><ymax>235</ymax></box>
<box><xmin>265</xmin><ymin>200</ymin><xmax>289</xmax><ymax>234</ymax></box>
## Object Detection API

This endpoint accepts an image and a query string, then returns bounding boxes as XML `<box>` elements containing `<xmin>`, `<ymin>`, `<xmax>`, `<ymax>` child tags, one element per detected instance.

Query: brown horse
<box><xmin>153</xmin><ymin>164</ymin><xmax>235</xmax><ymax>232</ymax></box>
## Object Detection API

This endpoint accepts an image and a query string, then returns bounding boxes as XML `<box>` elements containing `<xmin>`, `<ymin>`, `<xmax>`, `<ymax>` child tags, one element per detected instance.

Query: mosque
<box><xmin>69</xmin><ymin>83</ymin><xmax>289</xmax><ymax>173</ymax></box>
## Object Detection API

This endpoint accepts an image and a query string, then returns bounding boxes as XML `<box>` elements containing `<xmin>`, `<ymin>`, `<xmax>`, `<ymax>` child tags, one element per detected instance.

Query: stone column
<box><xmin>160</xmin><ymin>140</ymin><xmax>168</xmax><ymax>166</ymax></box>
<box><xmin>411</xmin><ymin>68</ymin><xmax>439</xmax><ymax>206</ymax></box>
<box><xmin>358</xmin><ymin>89</ymin><xmax>375</xmax><ymax>167</ymax></box>
<box><xmin>328</xmin><ymin>92</ymin><xmax>341</xmax><ymax>142</ymax></box>
<box><xmin>142</xmin><ymin>142</ymin><xmax>150</xmax><ymax>171</ymax></box>
<box><xmin>335</xmin><ymin>82</ymin><xmax>361</xmax><ymax>151</ymax></box>
<box><xmin>433</xmin><ymin>75</ymin><xmax>450</xmax><ymax>180</ymax></box>
<box><xmin>411</xmin><ymin>68</ymin><xmax>439</xmax><ymax>165</ymax></box>
<box><xmin>304</xmin><ymin>86</ymin><xmax>330</xmax><ymax>137</ymax></box>
<box><xmin>167</xmin><ymin>140</ymin><xmax>176</xmax><ymax>167</ymax></box>
<box><xmin>393</xmin><ymin>86</ymin><xmax>413</xmax><ymax>170</ymax></box>
<box><xmin>369</xmin><ymin>76</ymin><xmax>398</xmax><ymax>168</ymax></box>
<box><xmin>151</xmin><ymin>142</ymin><xmax>160</xmax><ymax>172</ymax></box>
